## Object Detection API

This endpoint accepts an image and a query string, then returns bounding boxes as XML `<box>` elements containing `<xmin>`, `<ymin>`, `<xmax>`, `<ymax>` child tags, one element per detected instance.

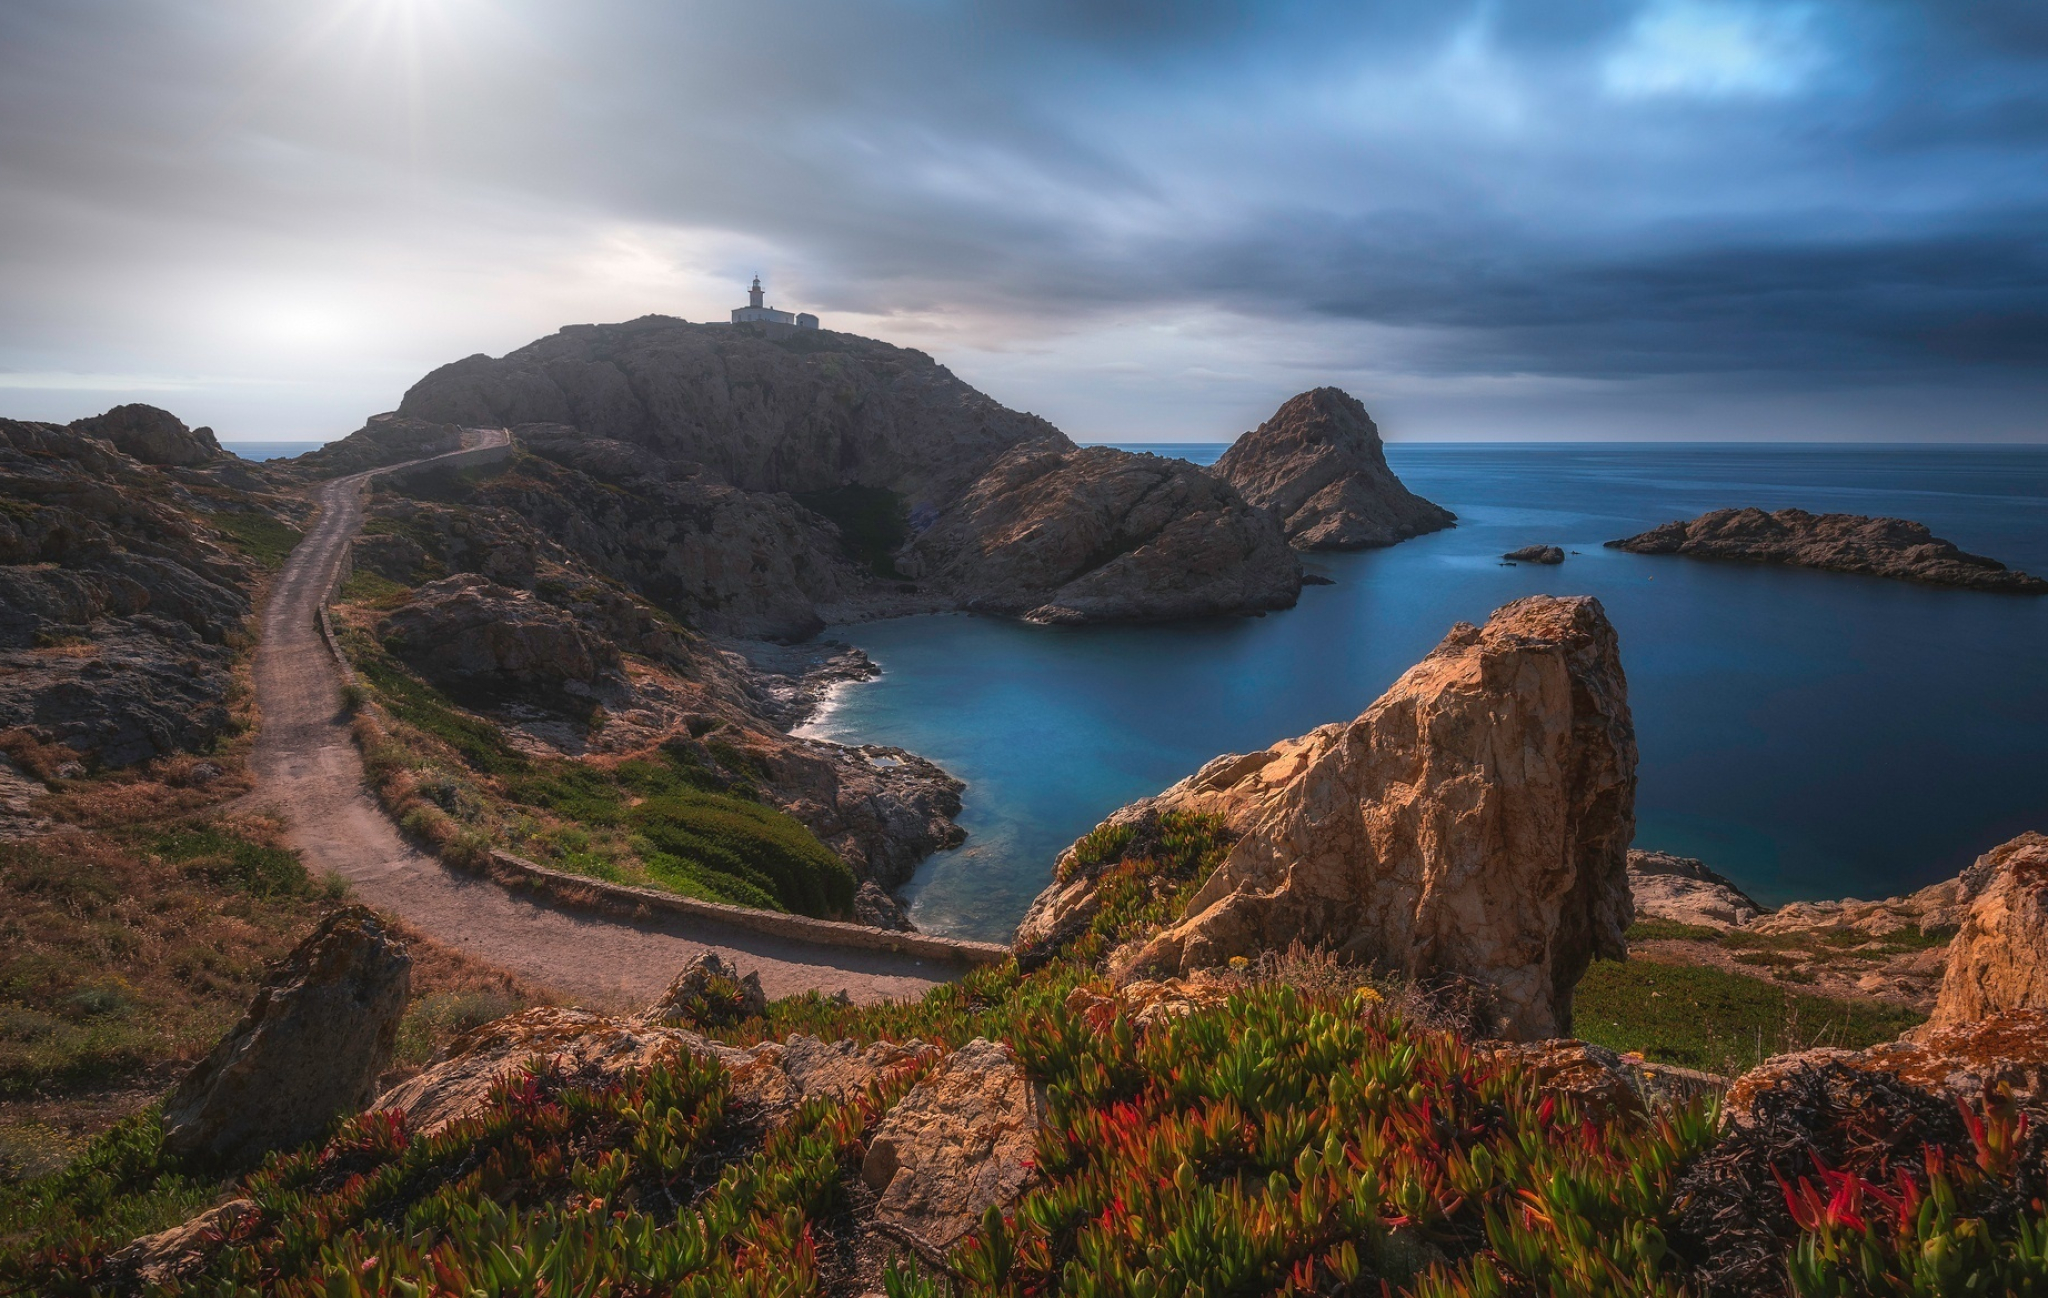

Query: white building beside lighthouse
<box><xmin>730</xmin><ymin>277</ymin><xmax>818</xmax><ymax>333</ymax></box>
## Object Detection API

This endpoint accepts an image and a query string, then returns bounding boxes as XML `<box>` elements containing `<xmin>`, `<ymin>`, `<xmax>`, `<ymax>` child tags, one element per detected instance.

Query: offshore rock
<box><xmin>1924</xmin><ymin>831</ymin><xmax>2048</xmax><ymax>1031</ymax></box>
<box><xmin>1607</xmin><ymin>507</ymin><xmax>2048</xmax><ymax>593</ymax></box>
<box><xmin>1211</xmin><ymin>388</ymin><xmax>1454</xmax><ymax>551</ymax></box>
<box><xmin>162</xmin><ymin>907</ymin><xmax>411</xmax><ymax>1166</ymax></box>
<box><xmin>861</xmin><ymin>1037</ymin><xmax>1045</xmax><ymax>1253</ymax></box>
<box><xmin>1627</xmin><ymin>850</ymin><xmax>1765</xmax><ymax>929</ymax></box>
<box><xmin>379</xmin><ymin>573</ymin><xmax>623</xmax><ymax>698</ymax></box>
<box><xmin>1045</xmin><ymin>595</ymin><xmax>1636</xmax><ymax>1040</ymax></box>
<box><xmin>69</xmin><ymin>403</ymin><xmax>221</xmax><ymax>467</ymax></box>
<box><xmin>1504</xmin><ymin>545</ymin><xmax>1565</xmax><ymax>565</ymax></box>
<box><xmin>901</xmin><ymin>444</ymin><xmax>1302</xmax><ymax>623</ymax></box>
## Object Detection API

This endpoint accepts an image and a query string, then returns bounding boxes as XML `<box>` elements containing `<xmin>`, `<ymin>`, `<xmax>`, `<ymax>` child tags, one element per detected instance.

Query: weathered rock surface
<box><xmin>162</xmin><ymin>907</ymin><xmax>411</xmax><ymax>1166</ymax></box>
<box><xmin>379</xmin><ymin>573</ymin><xmax>623</xmax><ymax>700</ymax></box>
<box><xmin>901</xmin><ymin>444</ymin><xmax>1302</xmax><ymax>623</ymax></box>
<box><xmin>1924</xmin><ymin>831</ymin><xmax>2048</xmax><ymax>1031</ymax></box>
<box><xmin>1504</xmin><ymin>545</ymin><xmax>1564</xmax><ymax>565</ymax></box>
<box><xmin>1628</xmin><ymin>850</ymin><xmax>1765</xmax><ymax>929</ymax></box>
<box><xmin>644</xmin><ymin>952</ymin><xmax>769</xmax><ymax>1027</ymax></box>
<box><xmin>854</xmin><ymin>879</ymin><xmax>916</xmax><ymax>931</ymax></box>
<box><xmin>1026</xmin><ymin>595</ymin><xmax>1636</xmax><ymax>1040</ymax></box>
<box><xmin>69</xmin><ymin>403</ymin><xmax>221</xmax><ymax>467</ymax></box>
<box><xmin>1484</xmin><ymin>1039</ymin><xmax>1645</xmax><ymax>1122</ymax></box>
<box><xmin>1211</xmin><ymin>388</ymin><xmax>1454</xmax><ymax>551</ymax></box>
<box><xmin>1608</xmin><ymin>507</ymin><xmax>2047</xmax><ymax>594</ymax></box>
<box><xmin>280</xmin><ymin>412</ymin><xmax>466</xmax><ymax>478</ymax></box>
<box><xmin>861</xmin><ymin>1037</ymin><xmax>1045</xmax><ymax>1253</ymax></box>
<box><xmin>0</xmin><ymin>413</ymin><xmax>293</xmax><ymax>767</ymax></box>
<box><xmin>104</xmin><ymin>1198</ymin><xmax>257</xmax><ymax>1287</ymax></box>
<box><xmin>372</xmin><ymin>1006</ymin><xmax>930</xmax><ymax>1135</ymax></box>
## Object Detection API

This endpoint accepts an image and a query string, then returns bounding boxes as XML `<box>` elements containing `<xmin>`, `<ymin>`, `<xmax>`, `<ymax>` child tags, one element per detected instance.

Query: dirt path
<box><xmin>250</xmin><ymin>431</ymin><xmax>954</xmax><ymax>1010</ymax></box>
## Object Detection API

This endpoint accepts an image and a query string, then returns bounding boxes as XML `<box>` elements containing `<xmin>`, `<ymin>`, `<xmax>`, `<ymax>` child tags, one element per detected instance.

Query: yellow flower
<box><xmin>1353</xmin><ymin>986</ymin><xmax>1383</xmax><ymax>1003</ymax></box>
<box><xmin>1227</xmin><ymin>955</ymin><xmax>1250</xmax><ymax>971</ymax></box>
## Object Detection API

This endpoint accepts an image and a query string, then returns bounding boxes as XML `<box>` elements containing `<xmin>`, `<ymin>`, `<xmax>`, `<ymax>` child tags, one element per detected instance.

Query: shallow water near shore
<box><xmin>801</xmin><ymin>443</ymin><xmax>2048</xmax><ymax>943</ymax></box>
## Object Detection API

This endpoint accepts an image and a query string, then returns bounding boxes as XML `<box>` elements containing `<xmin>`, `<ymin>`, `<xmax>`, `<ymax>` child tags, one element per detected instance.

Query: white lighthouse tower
<box><xmin>730</xmin><ymin>276</ymin><xmax>818</xmax><ymax>334</ymax></box>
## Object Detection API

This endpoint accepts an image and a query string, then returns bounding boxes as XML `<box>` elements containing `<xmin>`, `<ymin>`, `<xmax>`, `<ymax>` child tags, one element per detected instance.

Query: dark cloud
<box><xmin>0</xmin><ymin>0</ymin><xmax>2042</xmax><ymax>437</ymax></box>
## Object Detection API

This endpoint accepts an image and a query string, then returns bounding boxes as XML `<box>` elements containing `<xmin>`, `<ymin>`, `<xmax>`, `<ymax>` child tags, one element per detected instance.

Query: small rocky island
<box><xmin>1212</xmin><ymin>387</ymin><xmax>1455</xmax><ymax>550</ymax></box>
<box><xmin>1608</xmin><ymin>506</ymin><xmax>2047</xmax><ymax>593</ymax></box>
<box><xmin>1503</xmin><ymin>544</ymin><xmax>1564</xmax><ymax>564</ymax></box>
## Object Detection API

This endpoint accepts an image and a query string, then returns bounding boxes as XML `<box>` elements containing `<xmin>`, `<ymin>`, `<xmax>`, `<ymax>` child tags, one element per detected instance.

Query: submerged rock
<box><xmin>162</xmin><ymin>907</ymin><xmax>411</xmax><ymax>1166</ymax></box>
<box><xmin>1211</xmin><ymin>388</ymin><xmax>1454</xmax><ymax>551</ymax></box>
<box><xmin>1607</xmin><ymin>507</ymin><xmax>2048</xmax><ymax>593</ymax></box>
<box><xmin>1028</xmin><ymin>594</ymin><xmax>1636</xmax><ymax>1041</ymax></box>
<box><xmin>1627</xmin><ymin>850</ymin><xmax>1765</xmax><ymax>929</ymax></box>
<box><xmin>1924</xmin><ymin>831</ymin><xmax>2048</xmax><ymax>1032</ymax></box>
<box><xmin>861</xmin><ymin>1037</ymin><xmax>1045</xmax><ymax>1253</ymax></box>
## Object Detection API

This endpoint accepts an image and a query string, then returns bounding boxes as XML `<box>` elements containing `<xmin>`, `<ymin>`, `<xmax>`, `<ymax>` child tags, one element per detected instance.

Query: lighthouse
<box><xmin>730</xmin><ymin>276</ymin><xmax>818</xmax><ymax>333</ymax></box>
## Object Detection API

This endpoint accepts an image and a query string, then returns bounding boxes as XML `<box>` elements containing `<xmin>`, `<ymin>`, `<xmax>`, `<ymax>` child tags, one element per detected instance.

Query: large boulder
<box><xmin>901</xmin><ymin>444</ymin><xmax>1303</xmax><ymax>624</ymax></box>
<box><xmin>162</xmin><ymin>907</ymin><xmax>411</xmax><ymax>1166</ymax></box>
<box><xmin>69</xmin><ymin>404</ymin><xmax>221</xmax><ymax>467</ymax></box>
<box><xmin>379</xmin><ymin>573</ymin><xmax>622</xmax><ymax>698</ymax></box>
<box><xmin>1627</xmin><ymin>850</ymin><xmax>1765</xmax><ymax>929</ymax></box>
<box><xmin>861</xmin><ymin>1037</ymin><xmax>1045</xmax><ymax>1253</ymax></box>
<box><xmin>1025</xmin><ymin>595</ymin><xmax>1636</xmax><ymax>1040</ymax></box>
<box><xmin>1923</xmin><ymin>831</ymin><xmax>2048</xmax><ymax>1031</ymax></box>
<box><xmin>1211</xmin><ymin>388</ymin><xmax>1454</xmax><ymax>551</ymax></box>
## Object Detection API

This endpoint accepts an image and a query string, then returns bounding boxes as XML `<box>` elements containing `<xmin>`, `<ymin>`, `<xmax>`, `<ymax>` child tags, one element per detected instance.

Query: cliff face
<box><xmin>1212</xmin><ymin>388</ymin><xmax>1455</xmax><ymax>551</ymax></box>
<box><xmin>1021</xmin><ymin>594</ymin><xmax>1636</xmax><ymax>1040</ymax></box>
<box><xmin>1924</xmin><ymin>831</ymin><xmax>2048</xmax><ymax>1031</ymax></box>
<box><xmin>1608</xmin><ymin>507</ymin><xmax>2048</xmax><ymax>593</ymax></box>
<box><xmin>901</xmin><ymin>445</ymin><xmax>1302</xmax><ymax>624</ymax></box>
<box><xmin>396</xmin><ymin>317</ymin><xmax>1066</xmax><ymax>508</ymax></box>
<box><xmin>377</xmin><ymin>318</ymin><xmax>1303</xmax><ymax>633</ymax></box>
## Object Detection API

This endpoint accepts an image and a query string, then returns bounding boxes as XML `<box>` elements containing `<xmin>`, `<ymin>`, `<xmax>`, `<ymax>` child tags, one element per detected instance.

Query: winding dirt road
<box><xmin>250</xmin><ymin>431</ymin><xmax>953</xmax><ymax>1009</ymax></box>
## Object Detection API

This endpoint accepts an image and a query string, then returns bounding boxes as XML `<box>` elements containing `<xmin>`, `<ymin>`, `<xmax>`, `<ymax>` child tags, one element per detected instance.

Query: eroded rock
<box><xmin>104</xmin><ymin>1198</ymin><xmax>257</xmax><ymax>1287</ymax></box>
<box><xmin>379</xmin><ymin>573</ymin><xmax>622</xmax><ymax>698</ymax></box>
<box><xmin>162</xmin><ymin>907</ymin><xmax>411</xmax><ymax>1166</ymax></box>
<box><xmin>644</xmin><ymin>952</ymin><xmax>769</xmax><ymax>1028</ymax></box>
<box><xmin>1924</xmin><ymin>831</ymin><xmax>2048</xmax><ymax>1031</ymax></box>
<box><xmin>861</xmin><ymin>1037</ymin><xmax>1045</xmax><ymax>1253</ymax></box>
<box><xmin>1211</xmin><ymin>388</ymin><xmax>1454</xmax><ymax>551</ymax></box>
<box><xmin>1028</xmin><ymin>595</ymin><xmax>1636</xmax><ymax>1041</ymax></box>
<box><xmin>1607</xmin><ymin>507</ymin><xmax>2047</xmax><ymax>594</ymax></box>
<box><xmin>1628</xmin><ymin>850</ymin><xmax>1765</xmax><ymax>929</ymax></box>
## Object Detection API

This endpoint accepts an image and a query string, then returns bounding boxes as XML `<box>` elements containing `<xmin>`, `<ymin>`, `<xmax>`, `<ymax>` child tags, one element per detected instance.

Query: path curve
<box><xmin>250</xmin><ymin>430</ymin><xmax>952</xmax><ymax>1009</ymax></box>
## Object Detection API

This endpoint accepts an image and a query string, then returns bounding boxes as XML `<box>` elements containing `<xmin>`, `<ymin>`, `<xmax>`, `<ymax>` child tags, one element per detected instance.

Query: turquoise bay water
<box><xmin>803</xmin><ymin>443</ymin><xmax>2048</xmax><ymax>942</ymax></box>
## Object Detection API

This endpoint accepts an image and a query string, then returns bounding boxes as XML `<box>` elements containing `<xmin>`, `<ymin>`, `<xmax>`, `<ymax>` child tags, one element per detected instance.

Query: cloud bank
<box><xmin>0</xmin><ymin>0</ymin><xmax>2042</xmax><ymax>440</ymax></box>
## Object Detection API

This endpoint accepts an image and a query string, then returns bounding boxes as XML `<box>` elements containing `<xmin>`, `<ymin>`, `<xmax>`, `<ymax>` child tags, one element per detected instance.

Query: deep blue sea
<box><xmin>801</xmin><ymin>443</ymin><xmax>2048</xmax><ymax>942</ymax></box>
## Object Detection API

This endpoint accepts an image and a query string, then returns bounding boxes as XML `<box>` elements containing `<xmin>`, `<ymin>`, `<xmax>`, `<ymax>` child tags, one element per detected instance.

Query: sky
<box><xmin>1</xmin><ymin>1</ymin><xmax>2043</xmax><ymax>444</ymax></box>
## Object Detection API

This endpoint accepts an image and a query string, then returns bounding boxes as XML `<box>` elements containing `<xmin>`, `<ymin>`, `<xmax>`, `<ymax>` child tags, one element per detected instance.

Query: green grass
<box><xmin>351</xmin><ymin>643</ymin><xmax>529</xmax><ymax>777</ymax></box>
<box><xmin>792</xmin><ymin>484</ymin><xmax>911</xmax><ymax>578</ymax></box>
<box><xmin>336</xmin><ymin>568</ymin><xmax>413</xmax><ymax>607</ymax></box>
<box><xmin>1573</xmin><ymin>957</ymin><xmax>1925</xmax><ymax>1076</ymax></box>
<box><xmin>0</xmin><ymin>1109</ymin><xmax>226</xmax><ymax>1280</ymax></box>
<box><xmin>152</xmin><ymin>826</ymin><xmax>309</xmax><ymax>899</ymax></box>
<box><xmin>1625</xmin><ymin>918</ymin><xmax>1728</xmax><ymax>943</ymax></box>
<box><xmin>201</xmin><ymin>510</ymin><xmax>302</xmax><ymax>569</ymax></box>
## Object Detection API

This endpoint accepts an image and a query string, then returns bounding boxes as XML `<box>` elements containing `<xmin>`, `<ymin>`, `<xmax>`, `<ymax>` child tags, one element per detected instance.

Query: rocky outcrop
<box><xmin>104</xmin><ymin>1199</ymin><xmax>257</xmax><ymax>1287</ymax></box>
<box><xmin>860</xmin><ymin>1037</ymin><xmax>1045</xmax><ymax>1253</ymax></box>
<box><xmin>0</xmin><ymin>413</ymin><xmax>291</xmax><ymax>767</ymax></box>
<box><xmin>1211</xmin><ymin>388</ymin><xmax>1454</xmax><ymax>551</ymax></box>
<box><xmin>644</xmin><ymin>952</ymin><xmax>768</xmax><ymax>1028</ymax></box>
<box><xmin>854</xmin><ymin>879</ymin><xmax>916</xmax><ymax>931</ymax></box>
<box><xmin>379</xmin><ymin>574</ymin><xmax>623</xmax><ymax>701</ymax></box>
<box><xmin>69</xmin><ymin>403</ymin><xmax>221</xmax><ymax>467</ymax></box>
<box><xmin>280</xmin><ymin>412</ymin><xmax>466</xmax><ymax>478</ymax></box>
<box><xmin>1608</xmin><ymin>507</ymin><xmax>2047</xmax><ymax>594</ymax></box>
<box><xmin>1924</xmin><ymin>831</ymin><xmax>2048</xmax><ymax>1031</ymax></box>
<box><xmin>901</xmin><ymin>444</ymin><xmax>1302</xmax><ymax>623</ymax></box>
<box><xmin>1026</xmin><ymin>595</ymin><xmax>1636</xmax><ymax>1041</ymax></box>
<box><xmin>162</xmin><ymin>907</ymin><xmax>411</xmax><ymax>1166</ymax></box>
<box><xmin>372</xmin><ymin>1006</ymin><xmax>931</xmax><ymax>1136</ymax></box>
<box><xmin>1504</xmin><ymin>545</ymin><xmax>1564</xmax><ymax>565</ymax></box>
<box><xmin>1627</xmin><ymin>850</ymin><xmax>1764</xmax><ymax>929</ymax></box>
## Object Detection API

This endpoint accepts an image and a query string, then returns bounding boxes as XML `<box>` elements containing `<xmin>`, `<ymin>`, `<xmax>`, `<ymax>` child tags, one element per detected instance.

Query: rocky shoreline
<box><xmin>1609</xmin><ymin>506</ymin><xmax>2048</xmax><ymax>593</ymax></box>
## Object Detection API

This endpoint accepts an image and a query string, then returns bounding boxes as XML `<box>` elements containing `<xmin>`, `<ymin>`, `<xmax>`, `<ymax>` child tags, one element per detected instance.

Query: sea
<box><xmin>219</xmin><ymin>440</ymin><xmax>326</xmax><ymax>462</ymax></box>
<box><xmin>799</xmin><ymin>442</ymin><xmax>2048</xmax><ymax>943</ymax></box>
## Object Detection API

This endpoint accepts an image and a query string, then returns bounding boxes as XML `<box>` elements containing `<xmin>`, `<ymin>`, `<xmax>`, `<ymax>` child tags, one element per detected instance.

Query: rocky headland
<box><xmin>1608</xmin><ymin>506</ymin><xmax>2047</xmax><ymax>593</ymax></box>
<box><xmin>1212</xmin><ymin>387</ymin><xmax>1455</xmax><ymax>550</ymax></box>
<box><xmin>351</xmin><ymin>315</ymin><xmax>1303</xmax><ymax>635</ymax></box>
